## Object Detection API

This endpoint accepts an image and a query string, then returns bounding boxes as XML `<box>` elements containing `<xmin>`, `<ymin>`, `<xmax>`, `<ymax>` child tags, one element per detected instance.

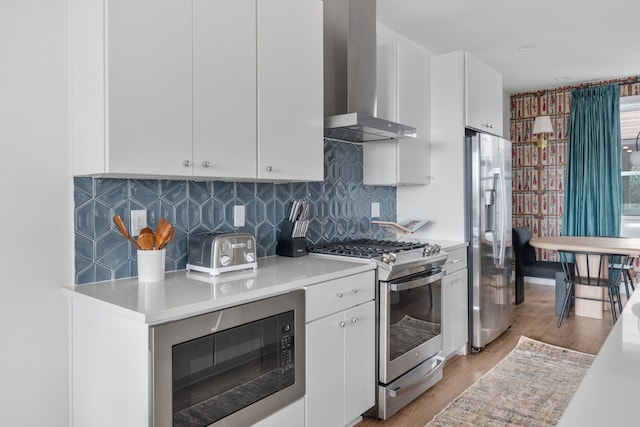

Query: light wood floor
<box><xmin>357</xmin><ymin>282</ymin><xmax>618</xmax><ymax>427</ymax></box>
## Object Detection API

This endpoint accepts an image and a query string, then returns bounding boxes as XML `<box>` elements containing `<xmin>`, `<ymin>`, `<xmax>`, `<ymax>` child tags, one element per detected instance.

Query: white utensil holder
<box><xmin>137</xmin><ymin>249</ymin><xmax>166</xmax><ymax>282</ymax></box>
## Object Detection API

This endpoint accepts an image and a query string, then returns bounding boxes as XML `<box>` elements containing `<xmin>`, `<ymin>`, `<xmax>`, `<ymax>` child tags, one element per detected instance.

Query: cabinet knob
<box><xmin>351</xmin><ymin>288</ymin><xmax>358</xmax><ymax>294</ymax></box>
<box><xmin>265</xmin><ymin>166</ymin><xmax>273</xmax><ymax>172</ymax></box>
<box><xmin>339</xmin><ymin>321</ymin><xmax>346</xmax><ymax>328</ymax></box>
<box><xmin>336</xmin><ymin>292</ymin><xmax>343</xmax><ymax>298</ymax></box>
<box><xmin>351</xmin><ymin>317</ymin><xmax>358</xmax><ymax>324</ymax></box>
<box><xmin>202</xmin><ymin>161</ymin><xmax>211</xmax><ymax>168</ymax></box>
<box><xmin>183</xmin><ymin>160</ymin><xmax>191</xmax><ymax>167</ymax></box>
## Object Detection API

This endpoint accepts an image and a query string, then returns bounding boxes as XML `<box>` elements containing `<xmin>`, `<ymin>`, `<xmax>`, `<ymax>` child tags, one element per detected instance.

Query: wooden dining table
<box><xmin>529</xmin><ymin>236</ymin><xmax>640</xmax><ymax>326</ymax></box>
<box><xmin>529</xmin><ymin>235</ymin><xmax>640</xmax><ymax>257</ymax></box>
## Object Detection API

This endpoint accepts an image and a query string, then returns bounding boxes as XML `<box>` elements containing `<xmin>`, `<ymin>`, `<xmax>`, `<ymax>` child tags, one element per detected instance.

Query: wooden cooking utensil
<box><xmin>158</xmin><ymin>226</ymin><xmax>175</xmax><ymax>250</ymax></box>
<box><xmin>113</xmin><ymin>214</ymin><xmax>142</xmax><ymax>250</ymax></box>
<box><xmin>137</xmin><ymin>227</ymin><xmax>155</xmax><ymax>250</ymax></box>
<box><xmin>155</xmin><ymin>217</ymin><xmax>171</xmax><ymax>250</ymax></box>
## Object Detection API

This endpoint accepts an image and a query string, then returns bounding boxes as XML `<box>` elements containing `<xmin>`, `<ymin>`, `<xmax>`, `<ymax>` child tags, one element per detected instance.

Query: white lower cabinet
<box><xmin>442</xmin><ymin>245</ymin><xmax>469</xmax><ymax>357</ymax></box>
<box><xmin>252</xmin><ymin>398</ymin><xmax>305</xmax><ymax>427</ymax></box>
<box><xmin>305</xmin><ymin>272</ymin><xmax>376</xmax><ymax>427</ymax></box>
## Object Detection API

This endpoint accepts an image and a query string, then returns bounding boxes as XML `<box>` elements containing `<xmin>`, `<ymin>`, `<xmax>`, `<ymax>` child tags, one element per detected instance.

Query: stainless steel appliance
<box><xmin>186</xmin><ymin>232</ymin><xmax>257</xmax><ymax>275</ymax></box>
<box><xmin>465</xmin><ymin>129</ymin><xmax>513</xmax><ymax>351</ymax></box>
<box><xmin>308</xmin><ymin>239</ymin><xmax>447</xmax><ymax>419</ymax></box>
<box><xmin>150</xmin><ymin>290</ymin><xmax>305</xmax><ymax>427</ymax></box>
<box><xmin>323</xmin><ymin>0</ymin><xmax>416</xmax><ymax>142</ymax></box>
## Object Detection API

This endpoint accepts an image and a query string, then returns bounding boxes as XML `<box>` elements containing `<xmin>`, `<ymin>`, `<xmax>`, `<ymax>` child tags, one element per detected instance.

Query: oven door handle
<box><xmin>388</xmin><ymin>355</ymin><xmax>445</xmax><ymax>398</ymax></box>
<box><xmin>389</xmin><ymin>270</ymin><xmax>445</xmax><ymax>292</ymax></box>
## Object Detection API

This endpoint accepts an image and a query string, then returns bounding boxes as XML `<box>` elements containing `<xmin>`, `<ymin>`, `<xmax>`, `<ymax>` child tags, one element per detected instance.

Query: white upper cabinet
<box><xmin>71</xmin><ymin>0</ymin><xmax>193</xmax><ymax>176</ymax></box>
<box><xmin>465</xmin><ymin>51</ymin><xmax>503</xmax><ymax>136</ymax></box>
<box><xmin>364</xmin><ymin>42</ymin><xmax>430</xmax><ymax>186</ymax></box>
<box><xmin>192</xmin><ymin>0</ymin><xmax>257</xmax><ymax>178</ymax></box>
<box><xmin>71</xmin><ymin>0</ymin><xmax>323</xmax><ymax>181</ymax></box>
<box><xmin>257</xmin><ymin>0</ymin><xmax>324</xmax><ymax>181</ymax></box>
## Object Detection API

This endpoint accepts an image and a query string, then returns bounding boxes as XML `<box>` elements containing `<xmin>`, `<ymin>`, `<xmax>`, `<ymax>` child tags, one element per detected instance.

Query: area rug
<box><xmin>426</xmin><ymin>336</ymin><xmax>595</xmax><ymax>427</ymax></box>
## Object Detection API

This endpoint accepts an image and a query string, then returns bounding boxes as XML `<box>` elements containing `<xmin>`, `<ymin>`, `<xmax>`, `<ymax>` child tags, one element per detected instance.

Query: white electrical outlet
<box><xmin>130</xmin><ymin>210</ymin><xmax>147</xmax><ymax>237</ymax></box>
<box><xmin>371</xmin><ymin>202</ymin><xmax>381</xmax><ymax>218</ymax></box>
<box><xmin>234</xmin><ymin>205</ymin><xmax>245</xmax><ymax>227</ymax></box>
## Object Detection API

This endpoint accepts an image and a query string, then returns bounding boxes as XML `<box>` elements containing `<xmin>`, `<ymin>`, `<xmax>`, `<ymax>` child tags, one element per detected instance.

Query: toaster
<box><xmin>186</xmin><ymin>232</ymin><xmax>257</xmax><ymax>276</ymax></box>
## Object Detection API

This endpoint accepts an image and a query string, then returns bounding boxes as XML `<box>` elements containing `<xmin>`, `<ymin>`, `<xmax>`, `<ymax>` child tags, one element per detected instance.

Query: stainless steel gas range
<box><xmin>308</xmin><ymin>239</ymin><xmax>448</xmax><ymax>420</ymax></box>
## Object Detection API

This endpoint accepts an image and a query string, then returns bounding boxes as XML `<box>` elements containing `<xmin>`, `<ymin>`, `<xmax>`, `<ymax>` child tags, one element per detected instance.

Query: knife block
<box><xmin>276</xmin><ymin>220</ymin><xmax>307</xmax><ymax>257</ymax></box>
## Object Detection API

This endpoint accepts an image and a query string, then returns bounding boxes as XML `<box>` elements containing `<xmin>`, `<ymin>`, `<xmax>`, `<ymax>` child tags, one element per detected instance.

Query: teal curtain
<box><xmin>563</xmin><ymin>84</ymin><xmax>621</xmax><ymax>237</ymax></box>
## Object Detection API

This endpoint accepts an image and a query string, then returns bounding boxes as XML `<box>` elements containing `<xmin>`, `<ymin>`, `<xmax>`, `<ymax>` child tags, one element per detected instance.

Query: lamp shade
<box><xmin>533</xmin><ymin>116</ymin><xmax>554</xmax><ymax>134</ymax></box>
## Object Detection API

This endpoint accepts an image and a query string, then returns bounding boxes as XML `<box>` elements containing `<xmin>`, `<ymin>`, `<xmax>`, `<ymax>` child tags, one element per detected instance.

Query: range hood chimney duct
<box><xmin>323</xmin><ymin>0</ymin><xmax>416</xmax><ymax>143</ymax></box>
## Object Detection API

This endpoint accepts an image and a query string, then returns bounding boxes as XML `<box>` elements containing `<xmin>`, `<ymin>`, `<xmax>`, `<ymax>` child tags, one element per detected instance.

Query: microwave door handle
<box><xmin>389</xmin><ymin>271</ymin><xmax>445</xmax><ymax>292</ymax></box>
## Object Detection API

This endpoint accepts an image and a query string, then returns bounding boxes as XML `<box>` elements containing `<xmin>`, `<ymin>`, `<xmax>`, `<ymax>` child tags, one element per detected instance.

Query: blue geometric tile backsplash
<box><xmin>74</xmin><ymin>140</ymin><xmax>397</xmax><ymax>284</ymax></box>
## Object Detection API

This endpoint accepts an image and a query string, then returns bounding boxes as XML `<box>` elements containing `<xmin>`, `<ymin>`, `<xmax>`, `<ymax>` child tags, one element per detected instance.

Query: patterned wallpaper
<box><xmin>74</xmin><ymin>140</ymin><xmax>396</xmax><ymax>284</ymax></box>
<box><xmin>510</xmin><ymin>75</ymin><xmax>640</xmax><ymax>260</ymax></box>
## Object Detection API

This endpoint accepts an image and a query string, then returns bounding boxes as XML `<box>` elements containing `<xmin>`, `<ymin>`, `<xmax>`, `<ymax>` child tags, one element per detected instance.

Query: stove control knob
<box><xmin>384</xmin><ymin>253</ymin><xmax>396</xmax><ymax>264</ymax></box>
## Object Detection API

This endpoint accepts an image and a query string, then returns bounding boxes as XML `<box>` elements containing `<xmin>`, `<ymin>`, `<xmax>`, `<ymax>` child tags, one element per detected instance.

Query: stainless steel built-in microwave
<box><xmin>151</xmin><ymin>290</ymin><xmax>305</xmax><ymax>427</ymax></box>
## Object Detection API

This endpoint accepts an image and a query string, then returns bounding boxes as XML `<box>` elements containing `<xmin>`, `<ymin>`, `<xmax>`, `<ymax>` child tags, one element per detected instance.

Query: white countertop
<box><xmin>557</xmin><ymin>287</ymin><xmax>640</xmax><ymax>426</ymax></box>
<box><xmin>62</xmin><ymin>255</ymin><xmax>375</xmax><ymax>325</ymax></box>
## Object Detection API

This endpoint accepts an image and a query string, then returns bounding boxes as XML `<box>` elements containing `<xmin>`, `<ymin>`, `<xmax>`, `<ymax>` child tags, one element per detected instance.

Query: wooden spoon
<box><xmin>158</xmin><ymin>226</ymin><xmax>175</xmax><ymax>250</ymax></box>
<box><xmin>155</xmin><ymin>218</ymin><xmax>171</xmax><ymax>250</ymax></box>
<box><xmin>137</xmin><ymin>227</ymin><xmax>155</xmax><ymax>250</ymax></box>
<box><xmin>113</xmin><ymin>214</ymin><xmax>142</xmax><ymax>250</ymax></box>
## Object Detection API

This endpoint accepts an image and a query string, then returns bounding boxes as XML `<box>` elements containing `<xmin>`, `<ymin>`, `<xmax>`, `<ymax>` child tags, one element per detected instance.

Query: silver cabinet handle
<box><xmin>351</xmin><ymin>288</ymin><xmax>358</xmax><ymax>294</ymax></box>
<box><xmin>336</xmin><ymin>292</ymin><xmax>343</xmax><ymax>298</ymax></box>
<box><xmin>202</xmin><ymin>161</ymin><xmax>210</xmax><ymax>168</ymax></box>
<box><xmin>265</xmin><ymin>166</ymin><xmax>273</xmax><ymax>172</ymax></box>
<box><xmin>351</xmin><ymin>317</ymin><xmax>358</xmax><ymax>324</ymax></box>
<box><xmin>183</xmin><ymin>160</ymin><xmax>191</xmax><ymax>167</ymax></box>
<box><xmin>338</xmin><ymin>321</ymin><xmax>346</xmax><ymax>328</ymax></box>
<box><xmin>448</xmin><ymin>258</ymin><xmax>461</xmax><ymax>264</ymax></box>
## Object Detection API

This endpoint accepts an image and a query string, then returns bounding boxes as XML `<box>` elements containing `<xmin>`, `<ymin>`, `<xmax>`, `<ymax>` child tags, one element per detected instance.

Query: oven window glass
<box><xmin>171</xmin><ymin>310</ymin><xmax>295</xmax><ymax>427</ymax></box>
<box><xmin>388</xmin><ymin>273</ymin><xmax>442</xmax><ymax>361</ymax></box>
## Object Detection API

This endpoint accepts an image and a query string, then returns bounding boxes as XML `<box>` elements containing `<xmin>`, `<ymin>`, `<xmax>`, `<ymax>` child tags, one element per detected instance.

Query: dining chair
<box><xmin>557</xmin><ymin>251</ymin><xmax>626</xmax><ymax>327</ymax></box>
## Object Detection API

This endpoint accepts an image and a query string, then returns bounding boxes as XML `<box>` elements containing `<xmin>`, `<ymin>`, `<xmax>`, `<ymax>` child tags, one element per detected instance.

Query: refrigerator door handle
<box><xmin>495</xmin><ymin>167</ymin><xmax>507</xmax><ymax>266</ymax></box>
<box><xmin>488</xmin><ymin>168</ymin><xmax>506</xmax><ymax>266</ymax></box>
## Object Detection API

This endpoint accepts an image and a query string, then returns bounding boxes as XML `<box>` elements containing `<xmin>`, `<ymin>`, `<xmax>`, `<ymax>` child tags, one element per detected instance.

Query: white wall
<box><xmin>0</xmin><ymin>1</ymin><xmax>72</xmax><ymax>426</ymax></box>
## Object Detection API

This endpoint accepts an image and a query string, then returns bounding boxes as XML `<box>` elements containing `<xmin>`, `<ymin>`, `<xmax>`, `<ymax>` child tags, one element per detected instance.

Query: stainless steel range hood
<box><xmin>323</xmin><ymin>0</ymin><xmax>416</xmax><ymax>143</ymax></box>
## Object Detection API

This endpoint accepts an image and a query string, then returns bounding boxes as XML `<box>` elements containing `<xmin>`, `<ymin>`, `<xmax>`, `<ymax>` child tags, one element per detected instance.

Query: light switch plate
<box><xmin>371</xmin><ymin>202</ymin><xmax>381</xmax><ymax>218</ymax></box>
<box><xmin>234</xmin><ymin>205</ymin><xmax>245</xmax><ymax>227</ymax></box>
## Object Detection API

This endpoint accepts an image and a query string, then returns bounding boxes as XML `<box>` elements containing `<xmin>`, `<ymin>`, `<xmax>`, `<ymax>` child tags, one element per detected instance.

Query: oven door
<box><xmin>379</xmin><ymin>268</ymin><xmax>444</xmax><ymax>384</ymax></box>
<box><xmin>151</xmin><ymin>290</ymin><xmax>305</xmax><ymax>427</ymax></box>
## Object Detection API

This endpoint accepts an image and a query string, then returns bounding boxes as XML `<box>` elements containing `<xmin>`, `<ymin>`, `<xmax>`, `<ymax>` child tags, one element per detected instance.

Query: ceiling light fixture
<box><xmin>532</xmin><ymin>116</ymin><xmax>554</xmax><ymax>149</ymax></box>
<box><xmin>630</xmin><ymin>131</ymin><xmax>640</xmax><ymax>167</ymax></box>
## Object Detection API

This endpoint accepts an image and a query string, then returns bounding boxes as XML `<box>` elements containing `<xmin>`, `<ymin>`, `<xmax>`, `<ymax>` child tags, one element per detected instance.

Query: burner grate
<box><xmin>308</xmin><ymin>239</ymin><xmax>428</xmax><ymax>259</ymax></box>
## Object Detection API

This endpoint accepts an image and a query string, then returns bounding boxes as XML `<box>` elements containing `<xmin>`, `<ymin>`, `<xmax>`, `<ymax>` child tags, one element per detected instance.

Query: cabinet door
<box><xmin>257</xmin><ymin>0</ymin><xmax>323</xmax><ymax>181</ymax></box>
<box><xmin>442</xmin><ymin>268</ymin><xmax>468</xmax><ymax>357</ymax></box>
<box><xmin>107</xmin><ymin>0</ymin><xmax>193</xmax><ymax>175</ymax></box>
<box><xmin>344</xmin><ymin>301</ymin><xmax>376</xmax><ymax>424</ymax></box>
<box><xmin>306</xmin><ymin>311</ymin><xmax>345</xmax><ymax>427</ymax></box>
<box><xmin>193</xmin><ymin>0</ymin><xmax>257</xmax><ymax>179</ymax></box>
<box><xmin>465</xmin><ymin>52</ymin><xmax>503</xmax><ymax>136</ymax></box>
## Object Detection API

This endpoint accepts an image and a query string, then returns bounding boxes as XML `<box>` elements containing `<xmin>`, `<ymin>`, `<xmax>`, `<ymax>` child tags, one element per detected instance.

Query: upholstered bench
<box><xmin>512</xmin><ymin>227</ymin><xmax>572</xmax><ymax>314</ymax></box>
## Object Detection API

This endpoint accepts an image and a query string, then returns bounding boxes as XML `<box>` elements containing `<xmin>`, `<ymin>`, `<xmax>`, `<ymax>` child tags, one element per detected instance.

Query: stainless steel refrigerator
<box><xmin>465</xmin><ymin>129</ymin><xmax>513</xmax><ymax>351</ymax></box>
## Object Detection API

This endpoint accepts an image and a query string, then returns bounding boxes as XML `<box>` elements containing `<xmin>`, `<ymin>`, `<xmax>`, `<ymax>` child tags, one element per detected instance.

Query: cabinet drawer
<box><xmin>305</xmin><ymin>271</ymin><xmax>375</xmax><ymax>322</ymax></box>
<box><xmin>444</xmin><ymin>247</ymin><xmax>467</xmax><ymax>274</ymax></box>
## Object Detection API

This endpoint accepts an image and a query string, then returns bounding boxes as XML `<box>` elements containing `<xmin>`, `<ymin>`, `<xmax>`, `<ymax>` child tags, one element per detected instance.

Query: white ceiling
<box><xmin>377</xmin><ymin>0</ymin><xmax>640</xmax><ymax>94</ymax></box>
